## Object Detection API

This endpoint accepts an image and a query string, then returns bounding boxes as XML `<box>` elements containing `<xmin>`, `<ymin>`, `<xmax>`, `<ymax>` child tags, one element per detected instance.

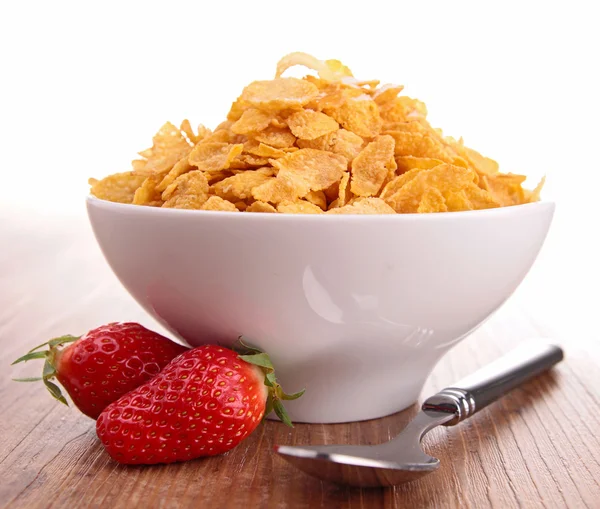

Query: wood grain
<box><xmin>1</xmin><ymin>207</ymin><xmax>598</xmax><ymax>509</ymax></box>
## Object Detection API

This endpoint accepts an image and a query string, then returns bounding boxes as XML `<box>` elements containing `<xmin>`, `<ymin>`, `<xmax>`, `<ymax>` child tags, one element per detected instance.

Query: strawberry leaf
<box><xmin>11</xmin><ymin>351</ymin><xmax>48</xmax><ymax>365</ymax></box>
<box><xmin>42</xmin><ymin>359</ymin><xmax>57</xmax><ymax>380</ymax></box>
<box><xmin>264</xmin><ymin>395</ymin><xmax>274</xmax><ymax>418</ymax></box>
<box><xmin>236</xmin><ymin>340</ymin><xmax>304</xmax><ymax>428</ymax></box>
<box><xmin>238</xmin><ymin>353</ymin><xmax>274</xmax><ymax>370</ymax></box>
<box><xmin>47</xmin><ymin>335</ymin><xmax>79</xmax><ymax>348</ymax></box>
<box><xmin>26</xmin><ymin>335</ymin><xmax>79</xmax><ymax>354</ymax></box>
<box><xmin>280</xmin><ymin>388</ymin><xmax>305</xmax><ymax>401</ymax></box>
<box><xmin>265</xmin><ymin>372</ymin><xmax>277</xmax><ymax>386</ymax></box>
<box><xmin>44</xmin><ymin>379</ymin><xmax>68</xmax><ymax>405</ymax></box>
<box><xmin>273</xmin><ymin>399</ymin><xmax>293</xmax><ymax>428</ymax></box>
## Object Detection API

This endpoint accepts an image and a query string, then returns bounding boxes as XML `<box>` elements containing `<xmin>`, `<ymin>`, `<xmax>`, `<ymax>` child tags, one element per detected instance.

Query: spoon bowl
<box><xmin>275</xmin><ymin>409</ymin><xmax>452</xmax><ymax>487</ymax></box>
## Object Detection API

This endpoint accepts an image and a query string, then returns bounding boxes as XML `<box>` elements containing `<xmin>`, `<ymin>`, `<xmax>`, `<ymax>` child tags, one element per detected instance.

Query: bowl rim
<box><xmin>86</xmin><ymin>195</ymin><xmax>555</xmax><ymax>221</ymax></box>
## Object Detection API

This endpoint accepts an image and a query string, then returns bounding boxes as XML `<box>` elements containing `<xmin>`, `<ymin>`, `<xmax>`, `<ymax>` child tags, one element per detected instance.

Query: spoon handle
<box><xmin>422</xmin><ymin>341</ymin><xmax>563</xmax><ymax>425</ymax></box>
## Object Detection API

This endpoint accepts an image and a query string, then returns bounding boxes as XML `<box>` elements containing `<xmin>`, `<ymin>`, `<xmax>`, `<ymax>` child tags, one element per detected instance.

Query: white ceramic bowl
<box><xmin>87</xmin><ymin>197</ymin><xmax>554</xmax><ymax>423</ymax></box>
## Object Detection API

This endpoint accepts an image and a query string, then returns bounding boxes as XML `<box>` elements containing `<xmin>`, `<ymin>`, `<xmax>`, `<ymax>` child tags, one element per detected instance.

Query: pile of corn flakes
<box><xmin>89</xmin><ymin>52</ymin><xmax>544</xmax><ymax>214</ymax></box>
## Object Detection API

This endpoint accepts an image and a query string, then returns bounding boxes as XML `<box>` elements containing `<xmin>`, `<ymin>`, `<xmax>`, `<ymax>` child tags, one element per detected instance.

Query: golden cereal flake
<box><xmin>463</xmin><ymin>183</ymin><xmax>500</xmax><ymax>209</ymax></box>
<box><xmin>304</xmin><ymin>190</ymin><xmax>327</xmax><ymax>210</ymax></box>
<box><xmin>212</xmin><ymin>172</ymin><xmax>271</xmax><ymax>202</ymax></box>
<box><xmin>350</xmin><ymin>135</ymin><xmax>396</xmax><ymax>197</ymax></box>
<box><xmin>338</xmin><ymin>172</ymin><xmax>353</xmax><ymax>207</ymax></box>
<box><xmin>246</xmin><ymin>201</ymin><xmax>277</xmax><ymax>213</ymax></box>
<box><xmin>372</xmin><ymin>84</ymin><xmax>404</xmax><ymax>105</ymax></box>
<box><xmin>270</xmin><ymin>148</ymin><xmax>347</xmax><ymax>194</ymax></box>
<box><xmin>239</xmin><ymin>78</ymin><xmax>319</xmax><ymax>111</ymax></box>
<box><xmin>134</xmin><ymin>122</ymin><xmax>192</xmax><ymax>175</ymax></box>
<box><xmin>277</xmin><ymin>200</ymin><xmax>324</xmax><ymax>214</ymax></box>
<box><xmin>231</xmin><ymin>109</ymin><xmax>274</xmax><ymax>135</ymax></box>
<box><xmin>251</xmin><ymin>175</ymin><xmax>304</xmax><ymax>204</ymax></box>
<box><xmin>286</xmin><ymin>109</ymin><xmax>339</xmax><ymax>140</ymax></box>
<box><xmin>444</xmin><ymin>190</ymin><xmax>474</xmax><ymax>212</ymax></box>
<box><xmin>324</xmin><ymin>95</ymin><xmax>382</xmax><ymax>139</ymax></box>
<box><xmin>200</xmin><ymin>196</ymin><xmax>239</xmax><ymax>212</ymax></box>
<box><xmin>480</xmin><ymin>173</ymin><xmax>528</xmax><ymax>206</ymax></box>
<box><xmin>384</xmin><ymin>164</ymin><xmax>476</xmax><ymax>213</ymax></box>
<box><xmin>394</xmin><ymin>156</ymin><xmax>445</xmax><ymax>174</ymax></box>
<box><xmin>188</xmin><ymin>143</ymin><xmax>244</xmax><ymax>172</ymax></box>
<box><xmin>89</xmin><ymin>172</ymin><xmax>146</xmax><ymax>204</ymax></box>
<box><xmin>417</xmin><ymin>188</ymin><xmax>448</xmax><ymax>213</ymax></box>
<box><xmin>327</xmin><ymin>197</ymin><xmax>396</xmax><ymax>214</ymax></box>
<box><xmin>253</xmin><ymin>127</ymin><xmax>297</xmax><ymax>148</ymax></box>
<box><xmin>133</xmin><ymin>175</ymin><xmax>164</xmax><ymax>206</ymax></box>
<box><xmin>156</xmin><ymin>156</ymin><xmax>193</xmax><ymax>192</ymax></box>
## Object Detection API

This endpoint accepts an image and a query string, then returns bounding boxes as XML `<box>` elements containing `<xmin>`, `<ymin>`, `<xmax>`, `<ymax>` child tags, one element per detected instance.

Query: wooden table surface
<box><xmin>1</xmin><ymin>205</ymin><xmax>598</xmax><ymax>509</ymax></box>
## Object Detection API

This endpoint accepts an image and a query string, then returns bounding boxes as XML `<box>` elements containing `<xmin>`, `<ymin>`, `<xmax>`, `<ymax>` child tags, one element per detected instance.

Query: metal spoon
<box><xmin>274</xmin><ymin>341</ymin><xmax>563</xmax><ymax>488</ymax></box>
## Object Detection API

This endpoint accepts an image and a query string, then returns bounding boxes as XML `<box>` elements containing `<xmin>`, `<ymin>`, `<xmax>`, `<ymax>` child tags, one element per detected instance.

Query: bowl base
<box><xmin>265</xmin><ymin>395</ymin><xmax>420</xmax><ymax>424</ymax></box>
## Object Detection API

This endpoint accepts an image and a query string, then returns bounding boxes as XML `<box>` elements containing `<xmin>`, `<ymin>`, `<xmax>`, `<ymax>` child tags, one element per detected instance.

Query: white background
<box><xmin>1</xmin><ymin>1</ymin><xmax>598</xmax><ymax>330</ymax></box>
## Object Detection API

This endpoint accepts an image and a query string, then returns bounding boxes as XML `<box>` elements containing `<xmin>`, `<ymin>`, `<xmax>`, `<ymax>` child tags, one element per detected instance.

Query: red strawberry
<box><xmin>96</xmin><ymin>344</ymin><xmax>303</xmax><ymax>465</ymax></box>
<box><xmin>12</xmin><ymin>322</ymin><xmax>188</xmax><ymax>419</ymax></box>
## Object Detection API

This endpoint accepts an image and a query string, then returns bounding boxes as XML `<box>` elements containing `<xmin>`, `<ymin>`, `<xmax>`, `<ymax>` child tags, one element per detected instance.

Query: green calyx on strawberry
<box><xmin>12</xmin><ymin>323</ymin><xmax>188</xmax><ymax>419</ymax></box>
<box><xmin>235</xmin><ymin>339</ymin><xmax>304</xmax><ymax>427</ymax></box>
<box><xmin>12</xmin><ymin>335</ymin><xmax>80</xmax><ymax>405</ymax></box>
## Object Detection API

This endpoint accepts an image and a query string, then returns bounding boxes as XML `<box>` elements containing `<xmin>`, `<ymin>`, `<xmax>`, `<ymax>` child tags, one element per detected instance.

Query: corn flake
<box><xmin>327</xmin><ymin>197</ymin><xmax>396</xmax><ymax>214</ymax></box>
<box><xmin>162</xmin><ymin>171</ymin><xmax>210</xmax><ymax>209</ymax></box>
<box><xmin>417</xmin><ymin>188</ymin><xmax>448</xmax><ymax>213</ymax></box>
<box><xmin>286</xmin><ymin>109</ymin><xmax>339</xmax><ymax>140</ymax></box>
<box><xmin>452</xmin><ymin>140</ymin><xmax>499</xmax><ymax>175</ymax></box>
<box><xmin>240</xmin><ymin>154</ymin><xmax>270</xmax><ymax>167</ymax></box>
<box><xmin>395</xmin><ymin>156</ymin><xmax>445</xmax><ymax>174</ymax></box>
<box><xmin>463</xmin><ymin>183</ymin><xmax>500</xmax><ymax>209</ymax></box>
<box><xmin>323</xmin><ymin>180</ymin><xmax>340</xmax><ymax>204</ymax></box>
<box><xmin>254</xmin><ymin>127</ymin><xmax>297</xmax><ymax>148</ymax></box>
<box><xmin>380</xmin><ymin>96</ymin><xmax>428</xmax><ymax>124</ymax></box>
<box><xmin>231</xmin><ymin>109</ymin><xmax>274</xmax><ymax>135</ymax></box>
<box><xmin>373</xmin><ymin>84</ymin><xmax>404</xmax><ymax>105</ymax></box>
<box><xmin>297</xmin><ymin>129</ymin><xmax>364</xmax><ymax>161</ymax></box>
<box><xmin>189</xmin><ymin>142</ymin><xmax>244</xmax><ymax>172</ymax></box>
<box><xmin>277</xmin><ymin>200</ymin><xmax>324</xmax><ymax>214</ymax></box>
<box><xmin>350</xmin><ymin>135</ymin><xmax>395</xmax><ymax>196</ymax></box>
<box><xmin>271</xmin><ymin>148</ymin><xmax>346</xmax><ymax>194</ymax></box>
<box><xmin>304</xmin><ymin>190</ymin><xmax>327</xmax><ymax>210</ymax></box>
<box><xmin>240</xmin><ymin>78</ymin><xmax>319</xmax><ymax>111</ymax></box>
<box><xmin>387</xmin><ymin>131</ymin><xmax>460</xmax><ymax>164</ymax></box>
<box><xmin>525</xmin><ymin>177</ymin><xmax>545</xmax><ymax>203</ymax></box>
<box><xmin>89</xmin><ymin>172</ymin><xmax>147</xmax><ymax>204</ymax></box>
<box><xmin>180</xmin><ymin>120</ymin><xmax>210</xmax><ymax>145</ymax></box>
<box><xmin>481</xmin><ymin>173</ymin><xmax>528</xmax><ymax>206</ymax></box>
<box><xmin>134</xmin><ymin>122</ymin><xmax>192</xmax><ymax>175</ymax></box>
<box><xmin>246</xmin><ymin>201</ymin><xmax>277</xmax><ymax>213</ymax></box>
<box><xmin>157</xmin><ymin>156</ymin><xmax>193</xmax><ymax>192</ymax></box>
<box><xmin>338</xmin><ymin>172</ymin><xmax>353</xmax><ymax>206</ymax></box>
<box><xmin>200</xmin><ymin>196</ymin><xmax>239</xmax><ymax>212</ymax></box>
<box><xmin>252</xmin><ymin>175</ymin><xmax>303</xmax><ymax>204</ymax></box>
<box><xmin>445</xmin><ymin>190</ymin><xmax>474</xmax><ymax>212</ymax></box>
<box><xmin>325</xmin><ymin>95</ymin><xmax>382</xmax><ymax>138</ymax></box>
<box><xmin>245</xmin><ymin>142</ymin><xmax>288</xmax><ymax>159</ymax></box>
<box><xmin>383</xmin><ymin>120</ymin><xmax>430</xmax><ymax>135</ymax></box>
<box><xmin>133</xmin><ymin>175</ymin><xmax>163</xmax><ymax>206</ymax></box>
<box><xmin>380</xmin><ymin>167</ymin><xmax>428</xmax><ymax>200</ymax></box>
<box><xmin>275</xmin><ymin>52</ymin><xmax>353</xmax><ymax>81</ymax></box>
<box><xmin>212</xmin><ymin>172</ymin><xmax>271</xmax><ymax>202</ymax></box>
<box><xmin>384</xmin><ymin>164</ymin><xmax>475</xmax><ymax>213</ymax></box>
